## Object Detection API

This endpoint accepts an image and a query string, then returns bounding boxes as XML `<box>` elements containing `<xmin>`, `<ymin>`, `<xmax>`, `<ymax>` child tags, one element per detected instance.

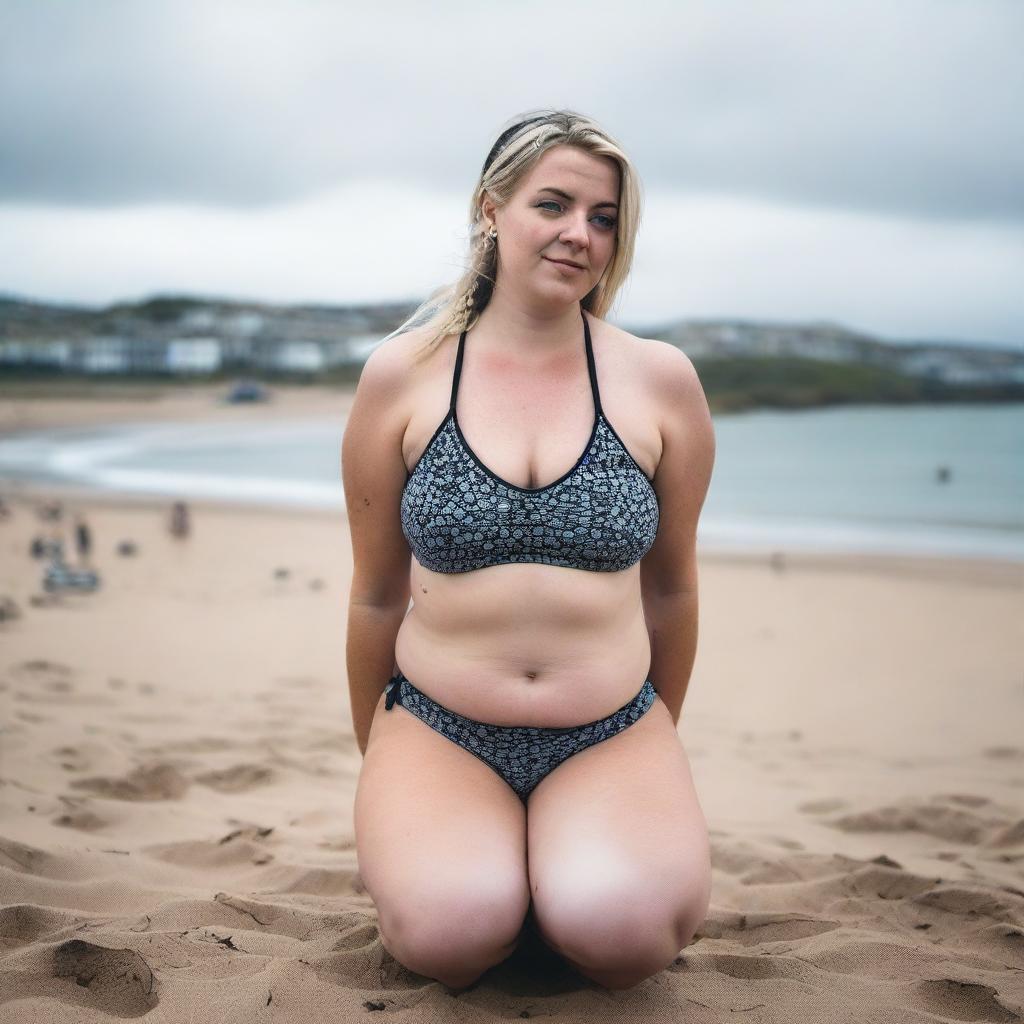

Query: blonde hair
<box><xmin>384</xmin><ymin>108</ymin><xmax>644</xmax><ymax>365</ymax></box>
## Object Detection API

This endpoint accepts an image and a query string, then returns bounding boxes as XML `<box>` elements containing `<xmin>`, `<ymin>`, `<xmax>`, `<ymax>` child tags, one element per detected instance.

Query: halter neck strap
<box><xmin>450</xmin><ymin>304</ymin><xmax>600</xmax><ymax>416</ymax></box>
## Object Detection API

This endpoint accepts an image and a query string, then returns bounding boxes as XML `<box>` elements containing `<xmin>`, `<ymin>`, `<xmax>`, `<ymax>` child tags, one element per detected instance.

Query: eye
<box><xmin>537</xmin><ymin>201</ymin><xmax>617</xmax><ymax>231</ymax></box>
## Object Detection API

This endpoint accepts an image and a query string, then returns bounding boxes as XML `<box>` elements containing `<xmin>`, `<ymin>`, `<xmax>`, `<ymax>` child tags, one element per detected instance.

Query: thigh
<box><xmin>525</xmin><ymin>693</ymin><xmax>711</xmax><ymax>940</ymax></box>
<box><xmin>355</xmin><ymin>688</ymin><xmax>531</xmax><ymax>937</ymax></box>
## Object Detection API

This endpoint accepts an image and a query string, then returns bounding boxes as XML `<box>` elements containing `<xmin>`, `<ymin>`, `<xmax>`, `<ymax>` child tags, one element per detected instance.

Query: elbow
<box><xmin>349</xmin><ymin>572</ymin><xmax>411</xmax><ymax>612</ymax></box>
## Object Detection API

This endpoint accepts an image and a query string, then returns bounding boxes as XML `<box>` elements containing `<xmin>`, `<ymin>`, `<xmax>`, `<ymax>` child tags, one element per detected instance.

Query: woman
<box><xmin>342</xmin><ymin>109</ymin><xmax>716</xmax><ymax>992</ymax></box>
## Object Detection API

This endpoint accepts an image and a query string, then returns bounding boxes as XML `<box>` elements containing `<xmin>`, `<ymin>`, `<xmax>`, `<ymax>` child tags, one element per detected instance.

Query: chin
<box><xmin>533</xmin><ymin>283</ymin><xmax>587</xmax><ymax>306</ymax></box>
<box><xmin>537</xmin><ymin>269</ymin><xmax>590</xmax><ymax>292</ymax></box>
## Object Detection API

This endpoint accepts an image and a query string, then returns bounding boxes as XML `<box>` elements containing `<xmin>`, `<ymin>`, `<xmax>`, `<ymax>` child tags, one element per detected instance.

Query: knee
<box><xmin>537</xmin><ymin>901</ymin><xmax>679</xmax><ymax>988</ymax></box>
<box><xmin>378</xmin><ymin>879</ymin><xmax>530</xmax><ymax>988</ymax></box>
<box><xmin>534</xmin><ymin>875</ymin><xmax>711</xmax><ymax>989</ymax></box>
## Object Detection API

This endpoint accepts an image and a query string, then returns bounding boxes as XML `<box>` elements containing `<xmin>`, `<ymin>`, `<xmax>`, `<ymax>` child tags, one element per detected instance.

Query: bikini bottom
<box><xmin>383</xmin><ymin>669</ymin><xmax>657</xmax><ymax>803</ymax></box>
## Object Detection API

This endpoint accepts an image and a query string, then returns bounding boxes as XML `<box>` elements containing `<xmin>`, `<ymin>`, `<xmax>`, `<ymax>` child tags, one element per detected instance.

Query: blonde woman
<box><xmin>342</xmin><ymin>109</ymin><xmax>716</xmax><ymax>992</ymax></box>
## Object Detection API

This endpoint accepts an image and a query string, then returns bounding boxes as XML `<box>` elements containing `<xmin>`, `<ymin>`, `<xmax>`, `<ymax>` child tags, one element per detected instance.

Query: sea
<box><xmin>1</xmin><ymin>402</ymin><xmax>1021</xmax><ymax>562</ymax></box>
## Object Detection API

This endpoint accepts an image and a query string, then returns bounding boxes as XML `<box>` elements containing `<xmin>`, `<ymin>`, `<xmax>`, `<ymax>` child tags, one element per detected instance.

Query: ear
<box><xmin>480</xmin><ymin>191</ymin><xmax>497</xmax><ymax>226</ymax></box>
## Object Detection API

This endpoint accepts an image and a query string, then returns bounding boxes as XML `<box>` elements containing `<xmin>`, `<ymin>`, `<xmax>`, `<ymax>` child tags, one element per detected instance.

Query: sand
<box><xmin>0</xmin><ymin>384</ymin><xmax>354</xmax><ymax>437</ymax></box>
<box><xmin>1</xmin><ymin>390</ymin><xmax>1022</xmax><ymax>1022</ymax></box>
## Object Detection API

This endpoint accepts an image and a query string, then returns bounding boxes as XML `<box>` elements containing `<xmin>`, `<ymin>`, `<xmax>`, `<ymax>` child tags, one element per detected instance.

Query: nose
<box><xmin>558</xmin><ymin>212</ymin><xmax>590</xmax><ymax>249</ymax></box>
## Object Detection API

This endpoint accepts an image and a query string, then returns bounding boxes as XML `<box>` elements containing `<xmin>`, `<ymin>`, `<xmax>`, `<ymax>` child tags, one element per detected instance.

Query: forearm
<box><xmin>346</xmin><ymin>597</ymin><xmax>409</xmax><ymax>756</ymax></box>
<box><xmin>643</xmin><ymin>589</ymin><xmax>699</xmax><ymax>726</ymax></box>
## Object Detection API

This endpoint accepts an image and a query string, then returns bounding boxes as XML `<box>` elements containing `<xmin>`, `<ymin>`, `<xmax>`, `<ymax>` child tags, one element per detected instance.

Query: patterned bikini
<box><xmin>386</xmin><ymin>301</ymin><xmax>661</xmax><ymax>802</ymax></box>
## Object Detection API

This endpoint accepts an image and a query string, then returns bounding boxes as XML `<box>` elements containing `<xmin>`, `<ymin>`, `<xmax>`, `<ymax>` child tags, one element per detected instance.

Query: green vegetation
<box><xmin>102</xmin><ymin>295</ymin><xmax>210</xmax><ymax>323</ymax></box>
<box><xmin>693</xmin><ymin>356</ymin><xmax>1024</xmax><ymax>413</ymax></box>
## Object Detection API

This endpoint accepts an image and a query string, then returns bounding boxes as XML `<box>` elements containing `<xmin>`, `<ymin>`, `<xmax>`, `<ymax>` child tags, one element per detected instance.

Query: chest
<box><xmin>403</xmin><ymin>334</ymin><xmax>659</xmax><ymax>490</ymax></box>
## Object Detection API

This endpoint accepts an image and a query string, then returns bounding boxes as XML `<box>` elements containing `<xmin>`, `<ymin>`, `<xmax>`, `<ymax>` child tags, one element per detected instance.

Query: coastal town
<box><xmin>2</xmin><ymin>293</ymin><xmax>1021</xmax><ymax>391</ymax></box>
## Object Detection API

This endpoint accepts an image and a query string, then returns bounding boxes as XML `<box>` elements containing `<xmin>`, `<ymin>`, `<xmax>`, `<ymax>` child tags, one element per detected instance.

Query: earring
<box><xmin>487</xmin><ymin>224</ymin><xmax>497</xmax><ymax>240</ymax></box>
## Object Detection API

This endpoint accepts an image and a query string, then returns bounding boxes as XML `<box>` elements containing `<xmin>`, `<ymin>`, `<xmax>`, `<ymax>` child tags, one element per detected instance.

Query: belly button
<box><xmin>524</xmin><ymin>670</ymin><xmax>538</xmax><ymax>681</ymax></box>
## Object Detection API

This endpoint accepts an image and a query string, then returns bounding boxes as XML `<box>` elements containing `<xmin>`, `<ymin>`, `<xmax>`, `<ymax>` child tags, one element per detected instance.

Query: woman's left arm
<box><xmin>639</xmin><ymin>342</ymin><xmax>716</xmax><ymax>726</ymax></box>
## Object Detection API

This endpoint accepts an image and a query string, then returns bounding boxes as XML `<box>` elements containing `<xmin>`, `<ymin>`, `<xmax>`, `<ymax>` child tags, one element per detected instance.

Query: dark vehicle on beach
<box><xmin>225</xmin><ymin>380</ymin><xmax>270</xmax><ymax>404</ymax></box>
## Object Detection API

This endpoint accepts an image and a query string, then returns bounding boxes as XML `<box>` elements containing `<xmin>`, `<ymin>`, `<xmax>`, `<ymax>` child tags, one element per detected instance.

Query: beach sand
<box><xmin>1</xmin><ymin>390</ymin><xmax>1022</xmax><ymax>1022</ymax></box>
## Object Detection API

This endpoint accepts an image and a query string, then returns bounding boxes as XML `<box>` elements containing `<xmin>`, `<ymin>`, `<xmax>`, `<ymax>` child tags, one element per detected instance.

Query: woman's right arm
<box><xmin>341</xmin><ymin>338</ymin><xmax>414</xmax><ymax>756</ymax></box>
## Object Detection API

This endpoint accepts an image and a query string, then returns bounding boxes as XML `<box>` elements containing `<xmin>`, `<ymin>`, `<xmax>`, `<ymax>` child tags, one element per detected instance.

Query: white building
<box><xmin>76</xmin><ymin>336</ymin><xmax>130</xmax><ymax>373</ymax></box>
<box><xmin>166</xmin><ymin>337</ymin><xmax>222</xmax><ymax>374</ymax></box>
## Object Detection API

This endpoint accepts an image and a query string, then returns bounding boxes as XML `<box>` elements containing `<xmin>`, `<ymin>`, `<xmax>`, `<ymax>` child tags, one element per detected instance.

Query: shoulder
<box><xmin>596</xmin><ymin>318</ymin><xmax>706</xmax><ymax>410</ymax></box>
<box><xmin>608</xmin><ymin>323</ymin><xmax>714</xmax><ymax>465</ymax></box>
<box><xmin>360</xmin><ymin>324</ymin><xmax>428</xmax><ymax>385</ymax></box>
<box><xmin>356</xmin><ymin>324</ymin><xmax>450</xmax><ymax>409</ymax></box>
<box><xmin>643</xmin><ymin>338</ymin><xmax>706</xmax><ymax>408</ymax></box>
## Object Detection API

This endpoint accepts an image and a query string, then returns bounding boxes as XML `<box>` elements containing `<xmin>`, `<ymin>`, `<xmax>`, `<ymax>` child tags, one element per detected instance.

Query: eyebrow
<box><xmin>535</xmin><ymin>187</ymin><xmax>618</xmax><ymax>211</ymax></box>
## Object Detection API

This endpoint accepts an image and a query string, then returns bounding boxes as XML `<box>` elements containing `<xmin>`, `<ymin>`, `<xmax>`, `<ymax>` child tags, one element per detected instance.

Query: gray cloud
<box><xmin>1</xmin><ymin>0</ymin><xmax>1021</xmax><ymax>222</ymax></box>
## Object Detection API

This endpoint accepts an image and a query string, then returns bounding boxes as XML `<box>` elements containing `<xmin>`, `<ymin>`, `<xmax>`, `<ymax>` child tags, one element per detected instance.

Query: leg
<box><xmin>526</xmin><ymin>689</ymin><xmax>711</xmax><ymax>990</ymax></box>
<box><xmin>355</xmin><ymin>682</ymin><xmax>531</xmax><ymax>990</ymax></box>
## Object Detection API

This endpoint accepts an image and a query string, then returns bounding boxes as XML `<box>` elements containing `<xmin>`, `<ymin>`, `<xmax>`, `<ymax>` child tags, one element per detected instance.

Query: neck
<box><xmin>470</xmin><ymin>288</ymin><xmax>586</xmax><ymax>359</ymax></box>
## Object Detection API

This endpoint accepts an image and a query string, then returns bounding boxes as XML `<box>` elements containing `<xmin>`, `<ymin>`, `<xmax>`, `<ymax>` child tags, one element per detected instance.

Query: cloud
<box><xmin>0</xmin><ymin>0</ymin><xmax>1020</xmax><ymax>222</ymax></box>
<box><xmin>1</xmin><ymin>0</ymin><xmax>1021</xmax><ymax>346</ymax></box>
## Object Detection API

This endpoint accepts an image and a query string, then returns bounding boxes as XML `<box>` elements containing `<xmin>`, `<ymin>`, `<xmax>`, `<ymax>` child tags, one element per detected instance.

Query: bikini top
<box><xmin>400</xmin><ymin>306</ymin><xmax>660</xmax><ymax>574</ymax></box>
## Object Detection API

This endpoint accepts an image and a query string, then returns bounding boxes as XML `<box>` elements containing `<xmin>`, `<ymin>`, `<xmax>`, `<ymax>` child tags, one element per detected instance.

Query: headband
<box><xmin>481</xmin><ymin>115</ymin><xmax>548</xmax><ymax>175</ymax></box>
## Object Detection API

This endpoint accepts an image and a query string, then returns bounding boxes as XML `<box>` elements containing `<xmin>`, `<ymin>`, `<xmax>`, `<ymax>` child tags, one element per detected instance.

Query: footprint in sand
<box><xmin>14</xmin><ymin>710</ymin><xmax>49</xmax><ymax>724</ymax></box>
<box><xmin>194</xmin><ymin>764</ymin><xmax>273</xmax><ymax>793</ymax></box>
<box><xmin>10</xmin><ymin>659</ymin><xmax>75</xmax><ymax>697</ymax></box>
<box><xmin>846</xmin><ymin>863</ymin><xmax>942</xmax><ymax>901</ymax></box>
<box><xmin>913</xmin><ymin>978</ymin><xmax>1018</xmax><ymax>1023</ymax></box>
<box><xmin>983</xmin><ymin>745</ymin><xmax>1024</xmax><ymax>760</ymax></box>
<box><xmin>826</xmin><ymin>794</ymin><xmax>1015</xmax><ymax>846</ymax></box>
<box><xmin>11</xmin><ymin>658</ymin><xmax>74</xmax><ymax>682</ymax></box>
<box><xmin>139</xmin><ymin>823</ymin><xmax>277</xmax><ymax>868</ymax></box>
<box><xmin>798</xmin><ymin>798</ymin><xmax>849</xmax><ymax>814</ymax></box>
<box><xmin>52</xmin><ymin>745</ymin><xmax>90</xmax><ymax>773</ymax></box>
<box><xmin>70</xmin><ymin>763</ymin><xmax>190</xmax><ymax>801</ymax></box>
<box><xmin>52</xmin><ymin>796</ymin><xmax>108</xmax><ymax>832</ymax></box>
<box><xmin>53</xmin><ymin>939</ymin><xmax>158</xmax><ymax>1016</ymax></box>
<box><xmin>0</xmin><ymin>905</ymin><xmax>86</xmax><ymax>951</ymax></box>
<box><xmin>912</xmin><ymin>883</ymin><xmax>1024</xmax><ymax>925</ymax></box>
<box><xmin>976</xmin><ymin>922</ymin><xmax>1024</xmax><ymax>964</ymax></box>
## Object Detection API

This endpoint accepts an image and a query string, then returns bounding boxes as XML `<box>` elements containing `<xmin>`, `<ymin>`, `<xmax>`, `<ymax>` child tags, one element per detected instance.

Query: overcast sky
<box><xmin>1</xmin><ymin>0</ymin><xmax>1021</xmax><ymax>347</ymax></box>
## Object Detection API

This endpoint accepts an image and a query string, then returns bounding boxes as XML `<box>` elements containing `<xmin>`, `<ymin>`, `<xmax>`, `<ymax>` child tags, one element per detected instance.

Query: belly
<box><xmin>393</xmin><ymin>561</ymin><xmax>652</xmax><ymax>726</ymax></box>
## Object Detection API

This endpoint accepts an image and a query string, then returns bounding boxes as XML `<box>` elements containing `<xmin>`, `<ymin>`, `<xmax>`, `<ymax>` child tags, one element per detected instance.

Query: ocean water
<box><xmin>1</xmin><ymin>403</ymin><xmax>1021</xmax><ymax>561</ymax></box>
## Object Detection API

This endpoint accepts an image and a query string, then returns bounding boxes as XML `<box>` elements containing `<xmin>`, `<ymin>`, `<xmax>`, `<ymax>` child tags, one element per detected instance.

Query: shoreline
<box><xmin>2</xmin><ymin>387</ymin><xmax>1021</xmax><ymax>573</ymax></box>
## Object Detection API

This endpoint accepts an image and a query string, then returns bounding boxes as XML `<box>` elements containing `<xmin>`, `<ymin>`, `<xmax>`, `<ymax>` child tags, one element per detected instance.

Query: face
<box><xmin>482</xmin><ymin>144</ymin><xmax>620</xmax><ymax>305</ymax></box>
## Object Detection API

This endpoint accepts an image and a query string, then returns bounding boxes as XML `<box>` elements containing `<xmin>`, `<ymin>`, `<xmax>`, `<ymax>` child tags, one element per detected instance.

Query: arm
<box><xmin>639</xmin><ymin>343</ymin><xmax>716</xmax><ymax>726</ymax></box>
<box><xmin>341</xmin><ymin>338</ymin><xmax>414</xmax><ymax>756</ymax></box>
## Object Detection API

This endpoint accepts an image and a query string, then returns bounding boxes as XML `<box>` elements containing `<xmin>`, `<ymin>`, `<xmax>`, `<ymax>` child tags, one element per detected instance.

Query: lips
<box><xmin>545</xmin><ymin>257</ymin><xmax>585</xmax><ymax>269</ymax></box>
